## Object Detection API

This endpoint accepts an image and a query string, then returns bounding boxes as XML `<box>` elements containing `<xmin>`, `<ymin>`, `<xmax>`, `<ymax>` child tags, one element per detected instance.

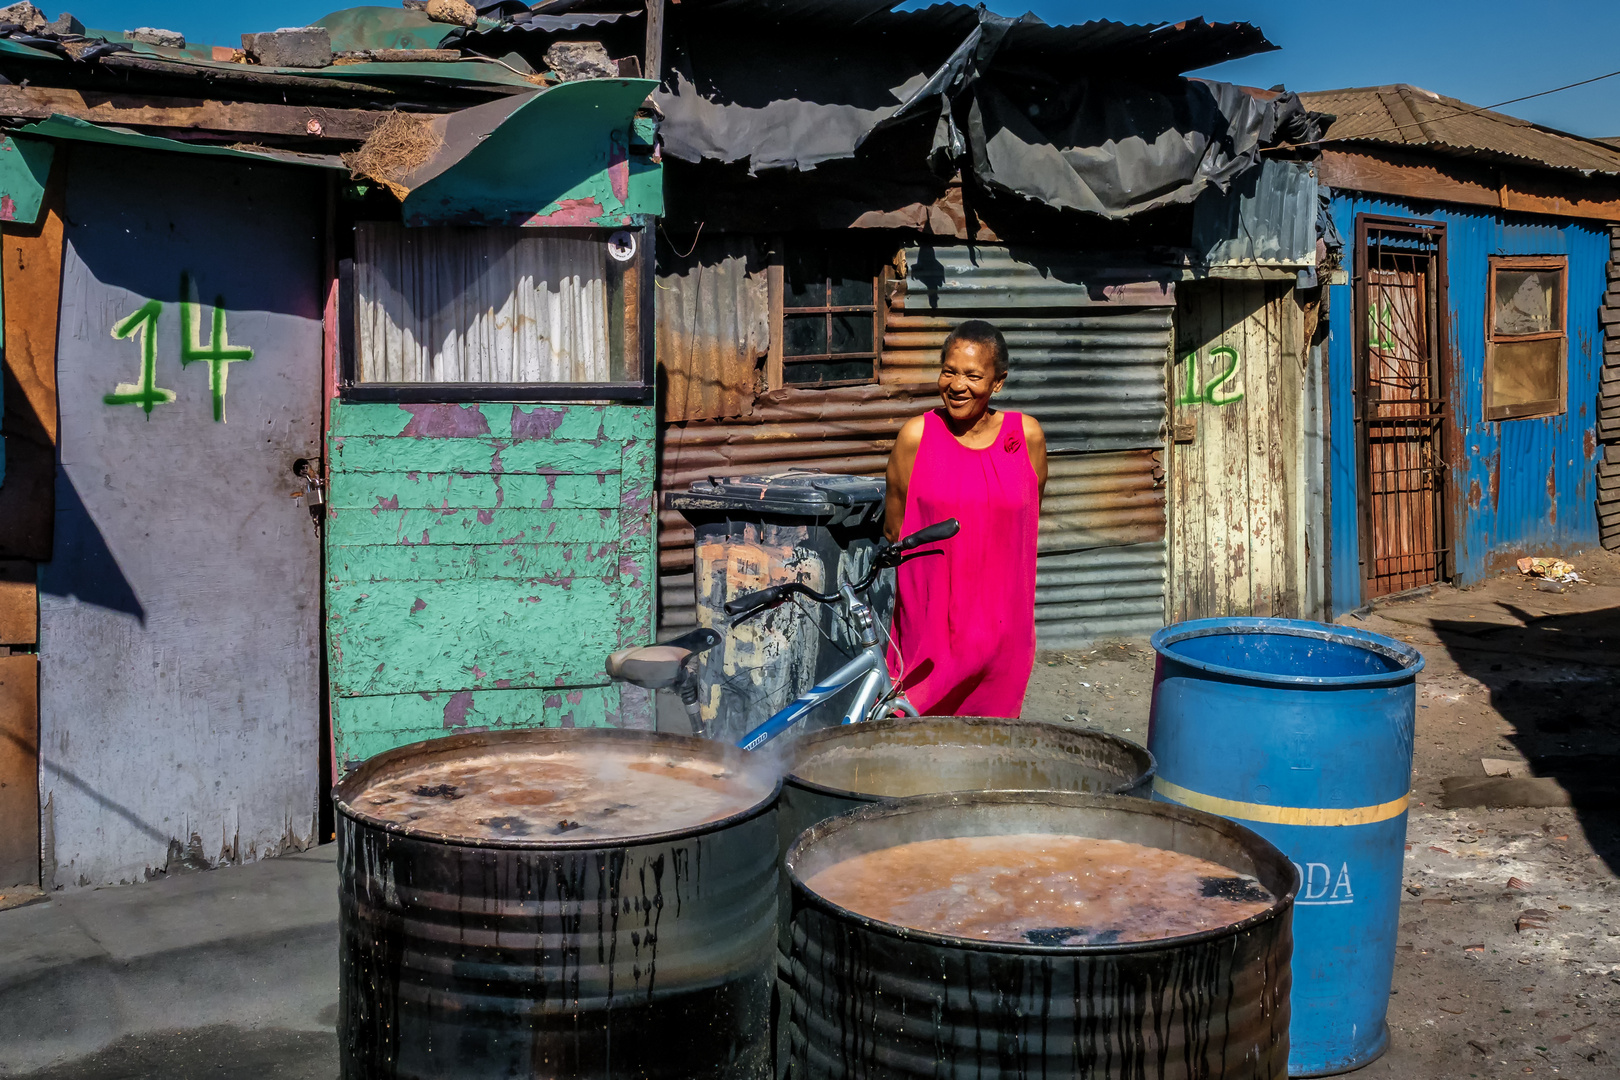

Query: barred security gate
<box><xmin>1354</xmin><ymin>216</ymin><xmax>1450</xmax><ymax>599</ymax></box>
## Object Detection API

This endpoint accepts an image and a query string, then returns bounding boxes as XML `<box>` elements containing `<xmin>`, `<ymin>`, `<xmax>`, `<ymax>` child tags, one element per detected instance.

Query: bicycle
<box><xmin>605</xmin><ymin>518</ymin><xmax>960</xmax><ymax>750</ymax></box>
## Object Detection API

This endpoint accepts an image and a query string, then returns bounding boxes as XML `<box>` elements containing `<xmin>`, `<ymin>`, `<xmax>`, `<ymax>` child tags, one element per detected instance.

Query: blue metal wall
<box><xmin>1327</xmin><ymin>195</ymin><xmax>1608</xmax><ymax>613</ymax></box>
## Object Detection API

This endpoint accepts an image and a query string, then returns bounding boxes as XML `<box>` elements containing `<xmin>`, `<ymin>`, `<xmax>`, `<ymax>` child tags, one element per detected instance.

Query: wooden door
<box><xmin>1170</xmin><ymin>280</ymin><xmax>1306</xmax><ymax>621</ymax></box>
<box><xmin>38</xmin><ymin>147</ymin><xmax>325</xmax><ymax>888</ymax></box>
<box><xmin>1355</xmin><ymin>219</ymin><xmax>1449</xmax><ymax>599</ymax></box>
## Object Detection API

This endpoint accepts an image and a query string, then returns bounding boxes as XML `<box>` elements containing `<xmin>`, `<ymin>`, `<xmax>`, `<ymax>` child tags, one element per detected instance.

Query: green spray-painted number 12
<box><xmin>104</xmin><ymin>274</ymin><xmax>255</xmax><ymax>422</ymax></box>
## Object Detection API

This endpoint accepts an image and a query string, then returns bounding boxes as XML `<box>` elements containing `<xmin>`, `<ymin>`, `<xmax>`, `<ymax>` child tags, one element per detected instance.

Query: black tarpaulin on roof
<box><xmin>648</xmin><ymin>3</ymin><xmax>1320</xmax><ymax>220</ymax></box>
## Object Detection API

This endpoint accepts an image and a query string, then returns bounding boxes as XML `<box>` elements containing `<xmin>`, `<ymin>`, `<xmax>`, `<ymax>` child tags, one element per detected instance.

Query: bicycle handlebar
<box><xmin>894</xmin><ymin>518</ymin><xmax>960</xmax><ymax>552</ymax></box>
<box><xmin>724</xmin><ymin>581</ymin><xmax>838</xmax><ymax>617</ymax></box>
<box><xmin>723</xmin><ymin>519</ymin><xmax>960</xmax><ymax>620</ymax></box>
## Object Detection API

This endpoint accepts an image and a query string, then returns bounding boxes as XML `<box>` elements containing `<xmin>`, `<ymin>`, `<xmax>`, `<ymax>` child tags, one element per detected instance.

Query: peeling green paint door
<box><xmin>326</xmin><ymin>401</ymin><xmax>654</xmax><ymax>768</ymax></box>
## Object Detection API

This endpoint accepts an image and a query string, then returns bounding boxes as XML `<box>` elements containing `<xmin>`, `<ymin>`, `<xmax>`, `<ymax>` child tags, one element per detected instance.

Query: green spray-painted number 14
<box><xmin>104</xmin><ymin>274</ymin><xmax>255</xmax><ymax>422</ymax></box>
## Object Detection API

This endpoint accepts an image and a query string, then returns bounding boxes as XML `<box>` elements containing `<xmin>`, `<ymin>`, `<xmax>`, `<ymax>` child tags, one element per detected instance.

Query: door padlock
<box><xmin>292</xmin><ymin>459</ymin><xmax>326</xmax><ymax>508</ymax></box>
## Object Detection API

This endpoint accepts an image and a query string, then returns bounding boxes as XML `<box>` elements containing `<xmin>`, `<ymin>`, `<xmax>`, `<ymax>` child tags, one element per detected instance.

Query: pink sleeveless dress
<box><xmin>886</xmin><ymin>409</ymin><xmax>1039</xmax><ymax>716</ymax></box>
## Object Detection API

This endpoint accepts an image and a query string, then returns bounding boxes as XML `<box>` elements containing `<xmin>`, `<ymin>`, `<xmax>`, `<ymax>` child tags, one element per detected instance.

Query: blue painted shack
<box><xmin>1301</xmin><ymin>86</ymin><xmax>1620</xmax><ymax>611</ymax></box>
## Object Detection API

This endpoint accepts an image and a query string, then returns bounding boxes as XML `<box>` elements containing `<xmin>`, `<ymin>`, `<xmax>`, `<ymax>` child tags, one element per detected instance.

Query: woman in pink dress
<box><xmin>884</xmin><ymin>320</ymin><xmax>1047</xmax><ymax>716</ymax></box>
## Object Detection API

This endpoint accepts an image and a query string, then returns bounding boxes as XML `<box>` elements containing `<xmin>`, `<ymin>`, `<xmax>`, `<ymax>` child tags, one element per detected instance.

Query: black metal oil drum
<box><xmin>778</xmin><ymin>716</ymin><xmax>1155</xmax><ymax>852</ymax></box>
<box><xmin>334</xmin><ymin>728</ymin><xmax>781</xmax><ymax>1080</ymax></box>
<box><xmin>783</xmin><ymin>791</ymin><xmax>1296</xmax><ymax>1080</ymax></box>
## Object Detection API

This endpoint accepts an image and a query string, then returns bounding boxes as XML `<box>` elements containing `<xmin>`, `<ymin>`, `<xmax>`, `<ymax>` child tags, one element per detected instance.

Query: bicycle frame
<box><xmin>735</xmin><ymin>583</ymin><xmax>918</xmax><ymax>750</ymax></box>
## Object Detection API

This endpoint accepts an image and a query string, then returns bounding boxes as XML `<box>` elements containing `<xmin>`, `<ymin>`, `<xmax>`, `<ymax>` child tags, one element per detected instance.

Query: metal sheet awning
<box><xmin>11</xmin><ymin>114</ymin><xmax>348</xmax><ymax>171</ymax></box>
<box><xmin>387</xmin><ymin>78</ymin><xmax>662</xmax><ymax>227</ymax></box>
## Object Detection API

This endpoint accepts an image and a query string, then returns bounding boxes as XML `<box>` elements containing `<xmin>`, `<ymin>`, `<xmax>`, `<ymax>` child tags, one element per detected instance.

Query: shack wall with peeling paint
<box><xmin>1326</xmin><ymin>194</ymin><xmax>1608</xmax><ymax>612</ymax></box>
<box><xmin>326</xmin><ymin>401</ymin><xmax>654</xmax><ymax>768</ymax></box>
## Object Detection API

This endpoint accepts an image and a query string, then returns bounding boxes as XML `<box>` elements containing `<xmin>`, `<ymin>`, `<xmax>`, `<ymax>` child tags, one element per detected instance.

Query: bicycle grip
<box><xmin>897</xmin><ymin>518</ymin><xmax>960</xmax><ymax>551</ymax></box>
<box><xmin>724</xmin><ymin>583</ymin><xmax>790</xmax><ymax>616</ymax></box>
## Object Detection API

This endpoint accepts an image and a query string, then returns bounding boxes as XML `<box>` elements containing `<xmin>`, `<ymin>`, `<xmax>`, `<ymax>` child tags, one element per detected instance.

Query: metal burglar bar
<box><xmin>1354</xmin><ymin>216</ymin><xmax>1450</xmax><ymax>599</ymax></box>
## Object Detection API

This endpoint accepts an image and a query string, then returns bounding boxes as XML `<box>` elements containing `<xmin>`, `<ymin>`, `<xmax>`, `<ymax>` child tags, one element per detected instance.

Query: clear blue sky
<box><xmin>53</xmin><ymin>0</ymin><xmax>1620</xmax><ymax>137</ymax></box>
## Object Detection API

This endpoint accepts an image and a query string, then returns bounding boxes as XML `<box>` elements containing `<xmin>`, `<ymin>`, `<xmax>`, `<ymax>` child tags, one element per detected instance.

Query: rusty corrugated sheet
<box><xmin>659</xmin><ymin>241</ymin><xmax>1172</xmax><ymax>646</ymax></box>
<box><xmin>655</xmin><ymin>235</ymin><xmax>770</xmax><ymax>423</ymax></box>
<box><xmin>1302</xmin><ymin>86</ymin><xmax>1620</xmax><ymax>176</ymax></box>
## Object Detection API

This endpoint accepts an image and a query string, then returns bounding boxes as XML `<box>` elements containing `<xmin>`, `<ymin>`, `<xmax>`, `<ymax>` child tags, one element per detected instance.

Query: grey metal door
<box><xmin>39</xmin><ymin>146</ymin><xmax>325</xmax><ymax>888</ymax></box>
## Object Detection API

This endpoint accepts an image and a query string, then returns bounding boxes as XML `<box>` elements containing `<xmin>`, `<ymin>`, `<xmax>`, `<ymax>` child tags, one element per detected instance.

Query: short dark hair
<box><xmin>941</xmin><ymin>319</ymin><xmax>1009</xmax><ymax>378</ymax></box>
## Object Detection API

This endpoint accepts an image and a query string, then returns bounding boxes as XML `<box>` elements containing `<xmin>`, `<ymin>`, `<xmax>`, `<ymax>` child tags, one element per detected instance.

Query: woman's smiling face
<box><xmin>937</xmin><ymin>338</ymin><xmax>1006</xmax><ymax>424</ymax></box>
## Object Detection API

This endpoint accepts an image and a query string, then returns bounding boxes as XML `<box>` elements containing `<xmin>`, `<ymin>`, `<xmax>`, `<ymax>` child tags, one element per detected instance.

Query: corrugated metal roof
<box><xmin>1303</xmin><ymin>84</ymin><xmax>1620</xmax><ymax>176</ymax></box>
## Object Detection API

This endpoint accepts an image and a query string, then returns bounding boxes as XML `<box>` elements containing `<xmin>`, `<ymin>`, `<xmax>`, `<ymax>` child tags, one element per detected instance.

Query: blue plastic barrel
<box><xmin>1146</xmin><ymin>618</ymin><xmax>1423</xmax><ymax>1078</ymax></box>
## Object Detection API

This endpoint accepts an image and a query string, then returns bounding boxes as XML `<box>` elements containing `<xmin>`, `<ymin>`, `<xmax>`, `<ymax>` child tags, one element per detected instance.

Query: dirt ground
<box><xmin>1024</xmin><ymin>548</ymin><xmax>1620</xmax><ymax>1078</ymax></box>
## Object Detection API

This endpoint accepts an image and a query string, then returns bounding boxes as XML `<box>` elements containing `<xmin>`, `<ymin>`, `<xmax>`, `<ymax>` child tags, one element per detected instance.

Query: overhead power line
<box><xmin>1276</xmin><ymin>67</ymin><xmax>1620</xmax><ymax>151</ymax></box>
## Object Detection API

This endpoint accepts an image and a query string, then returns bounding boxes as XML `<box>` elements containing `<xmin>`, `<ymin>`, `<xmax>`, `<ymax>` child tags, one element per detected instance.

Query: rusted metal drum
<box><xmin>335</xmin><ymin>728</ymin><xmax>781</xmax><ymax>1080</ymax></box>
<box><xmin>783</xmin><ymin>791</ymin><xmax>1296</xmax><ymax>1080</ymax></box>
<box><xmin>778</xmin><ymin>716</ymin><xmax>1155</xmax><ymax>852</ymax></box>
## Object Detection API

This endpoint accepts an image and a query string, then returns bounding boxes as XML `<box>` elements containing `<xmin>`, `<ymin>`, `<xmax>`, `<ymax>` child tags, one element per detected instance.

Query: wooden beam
<box><xmin>1319</xmin><ymin>147</ymin><xmax>1620</xmax><ymax>224</ymax></box>
<box><xmin>645</xmin><ymin>0</ymin><xmax>665</xmax><ymax>83</ymax></box>
<box><xmin>0</xmin><ymin>84</ymin><xmax>394</xmax><ymax>142</ymax></box>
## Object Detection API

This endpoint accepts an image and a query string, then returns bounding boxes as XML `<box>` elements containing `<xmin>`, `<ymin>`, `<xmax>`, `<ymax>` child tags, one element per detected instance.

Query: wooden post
<box><xmin>645</xmin><ymin>0</ymin><xmax>665</xmax><ymax>83</ymax></box>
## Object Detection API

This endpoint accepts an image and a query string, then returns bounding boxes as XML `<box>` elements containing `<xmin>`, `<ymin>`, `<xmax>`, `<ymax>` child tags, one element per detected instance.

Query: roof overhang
<box><xmin>388</xmin><ymin>78</ymin><xmax>661</xmax><ymax>227</ymax></box>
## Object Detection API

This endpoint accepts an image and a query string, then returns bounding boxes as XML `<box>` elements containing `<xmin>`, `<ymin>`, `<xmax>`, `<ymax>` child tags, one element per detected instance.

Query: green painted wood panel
<box><xmin>335</xmin><ymin>685</ymin><xmax>621</xmax><ymax>764</ymax></box>
<box><xmin>326</xmin><ymin>402</ymin><xmax>655</xmax><ymax>768</ymax></box>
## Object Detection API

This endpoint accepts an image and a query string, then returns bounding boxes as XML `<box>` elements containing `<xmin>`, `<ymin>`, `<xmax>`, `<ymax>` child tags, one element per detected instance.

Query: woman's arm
<box><xmin>1022</xmin><ymin>412</ymin><xmax>1048</xmax><ymax>501</ymax></box>
<box><xmin>884</xmin><ymin>415</ymin><xmax>927</xmax><ymax>542</ymax></box>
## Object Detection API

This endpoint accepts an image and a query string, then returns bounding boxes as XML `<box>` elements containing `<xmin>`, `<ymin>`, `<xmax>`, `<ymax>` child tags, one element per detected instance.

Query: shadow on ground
<box><xmin>1427</xmin><ymin>597</ymin><xmax>1620</xmax><ymax>876</ymax></box>
<box><xmin>14</xmin><ymin>1027</ymin><xmax>336</xmax><ymax>1080</ymax></box>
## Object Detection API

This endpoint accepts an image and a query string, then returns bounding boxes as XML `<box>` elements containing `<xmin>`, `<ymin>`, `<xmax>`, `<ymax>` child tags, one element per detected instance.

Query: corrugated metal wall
<box><xmin>658</xmin><ymin>240</ymin><xmax>1172</xmax><ymax>647</ymax></box>
<box><xmin>1326</xmin><ymin>195</ymin><xmax>1609</xmax><ymax>611</ymax></box>
<box><xmin>655</xmin><ymin>235</ymin><xmax>770</xmax><ymax>423</ymax></box>
<box><xmin>1191</xmin><ymin>158</ymin><xmax>1319</xmax><ymax>271</ymax></box>
<box><xmin>1599</xmin><ymin>225</ymin><xmax>1619</xmax><ymax>549</ymax></box>
<box><xmin>1169</xmin><ymin>280</ymin><xmax>1307</xmax><ymax>622</ymax></box>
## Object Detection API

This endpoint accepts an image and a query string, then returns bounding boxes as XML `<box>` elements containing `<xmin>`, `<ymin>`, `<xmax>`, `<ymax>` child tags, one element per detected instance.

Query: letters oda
<box><xmin>1291</xmin><ymin>860</ymin><xmax>1355</xmax><ymax>906</ymax></box>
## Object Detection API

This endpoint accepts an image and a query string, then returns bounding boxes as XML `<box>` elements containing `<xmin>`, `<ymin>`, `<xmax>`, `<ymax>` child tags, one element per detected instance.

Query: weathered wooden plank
<box><xmin>329</xmin><ymin>542</ymin><xmax>620</xmax><ymax>584</ymax></box>
<box><xmin>331</xmin><ymin>685</ymin><xmax>619</xmax><ymax>767</ymax></box>
<box><xmin>332</xmin><ymin>434</ymin><xmax>620</xmax><ymax>475</ymax></box>
<box><xmin>327</xmin><ymin>576</ymin><xmax>619</xmax><ymax>696</ymax></box>
<box><xmin>329</xmin><ymin>401</ymin><xmax>646</xmax><ymax>442</ymax></box>
<box><xmin>0</xmin><ymin>84</ymin><xmax>392</xmax><ymax>142</ymax></box>
<box><xmin>327</xmin><ymin>506</ymin><xmax>619</xmax><ymax>547</ymax></box>
<box><xmin>0</xmin><ymin>562</ymin><xmax>37</xmax><ymax>644</ymax></box>
<box><xmin>329</xmin><ymin>471</ymin><xmax>622</xmax><ymax>510</ymax></box>
<box><xmin>0</xmin><ymin>654</ymin><xmax>38</xmax><ymax>887</ymax></box>
<box><xmin>1319</xmin><ymin>148</ymin><xmax>1620</xmax><ymax>224</ymax></box>
<box><xmin>0</xmin><ymin>173</ymin><xmax>63</xmax><ymax>559</ymax></box>
<box><xmin>617</xmin><ymin>437</ymin><xmax>656</xmax><ymax>651</ymax></box>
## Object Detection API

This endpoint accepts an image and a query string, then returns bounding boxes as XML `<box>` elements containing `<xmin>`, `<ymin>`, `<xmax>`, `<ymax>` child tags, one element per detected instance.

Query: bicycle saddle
<box><xmin>604</xmin><ymin>628</ymin><xmax>721</xmax><ymax>690</ymax></box>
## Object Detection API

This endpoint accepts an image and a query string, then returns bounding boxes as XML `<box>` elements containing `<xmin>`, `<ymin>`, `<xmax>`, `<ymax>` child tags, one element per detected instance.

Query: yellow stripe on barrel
<box><xmin>1152</xmin><ymin>777</ymin><xmax>1410</xmax><ymax>828</ymax></box>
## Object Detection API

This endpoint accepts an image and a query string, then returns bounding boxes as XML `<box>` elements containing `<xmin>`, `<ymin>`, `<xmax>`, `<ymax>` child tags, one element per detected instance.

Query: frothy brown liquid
<box><xmin>804</xmin><ymin>834</ymin><xmax>1274</xmax><ymax>945</ymax></box>
<box><xmin>352</xmin><ymin>748</ymin><xmax>774</xmax><ymax>842</ymax></box>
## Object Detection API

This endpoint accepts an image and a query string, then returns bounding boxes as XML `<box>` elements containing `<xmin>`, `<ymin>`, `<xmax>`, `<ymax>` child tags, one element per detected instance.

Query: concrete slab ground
<box><xmin>0</xmin><ymin>846</ymin><xmax>337</xmax><ymax>1076</ymax></box>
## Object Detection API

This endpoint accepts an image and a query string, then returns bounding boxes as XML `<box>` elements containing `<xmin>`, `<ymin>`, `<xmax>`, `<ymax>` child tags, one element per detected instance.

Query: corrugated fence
<box><xmin>657</xmin><ymin>240</ymin><xmax>1172</xmax><ymax>648</ymax></box>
